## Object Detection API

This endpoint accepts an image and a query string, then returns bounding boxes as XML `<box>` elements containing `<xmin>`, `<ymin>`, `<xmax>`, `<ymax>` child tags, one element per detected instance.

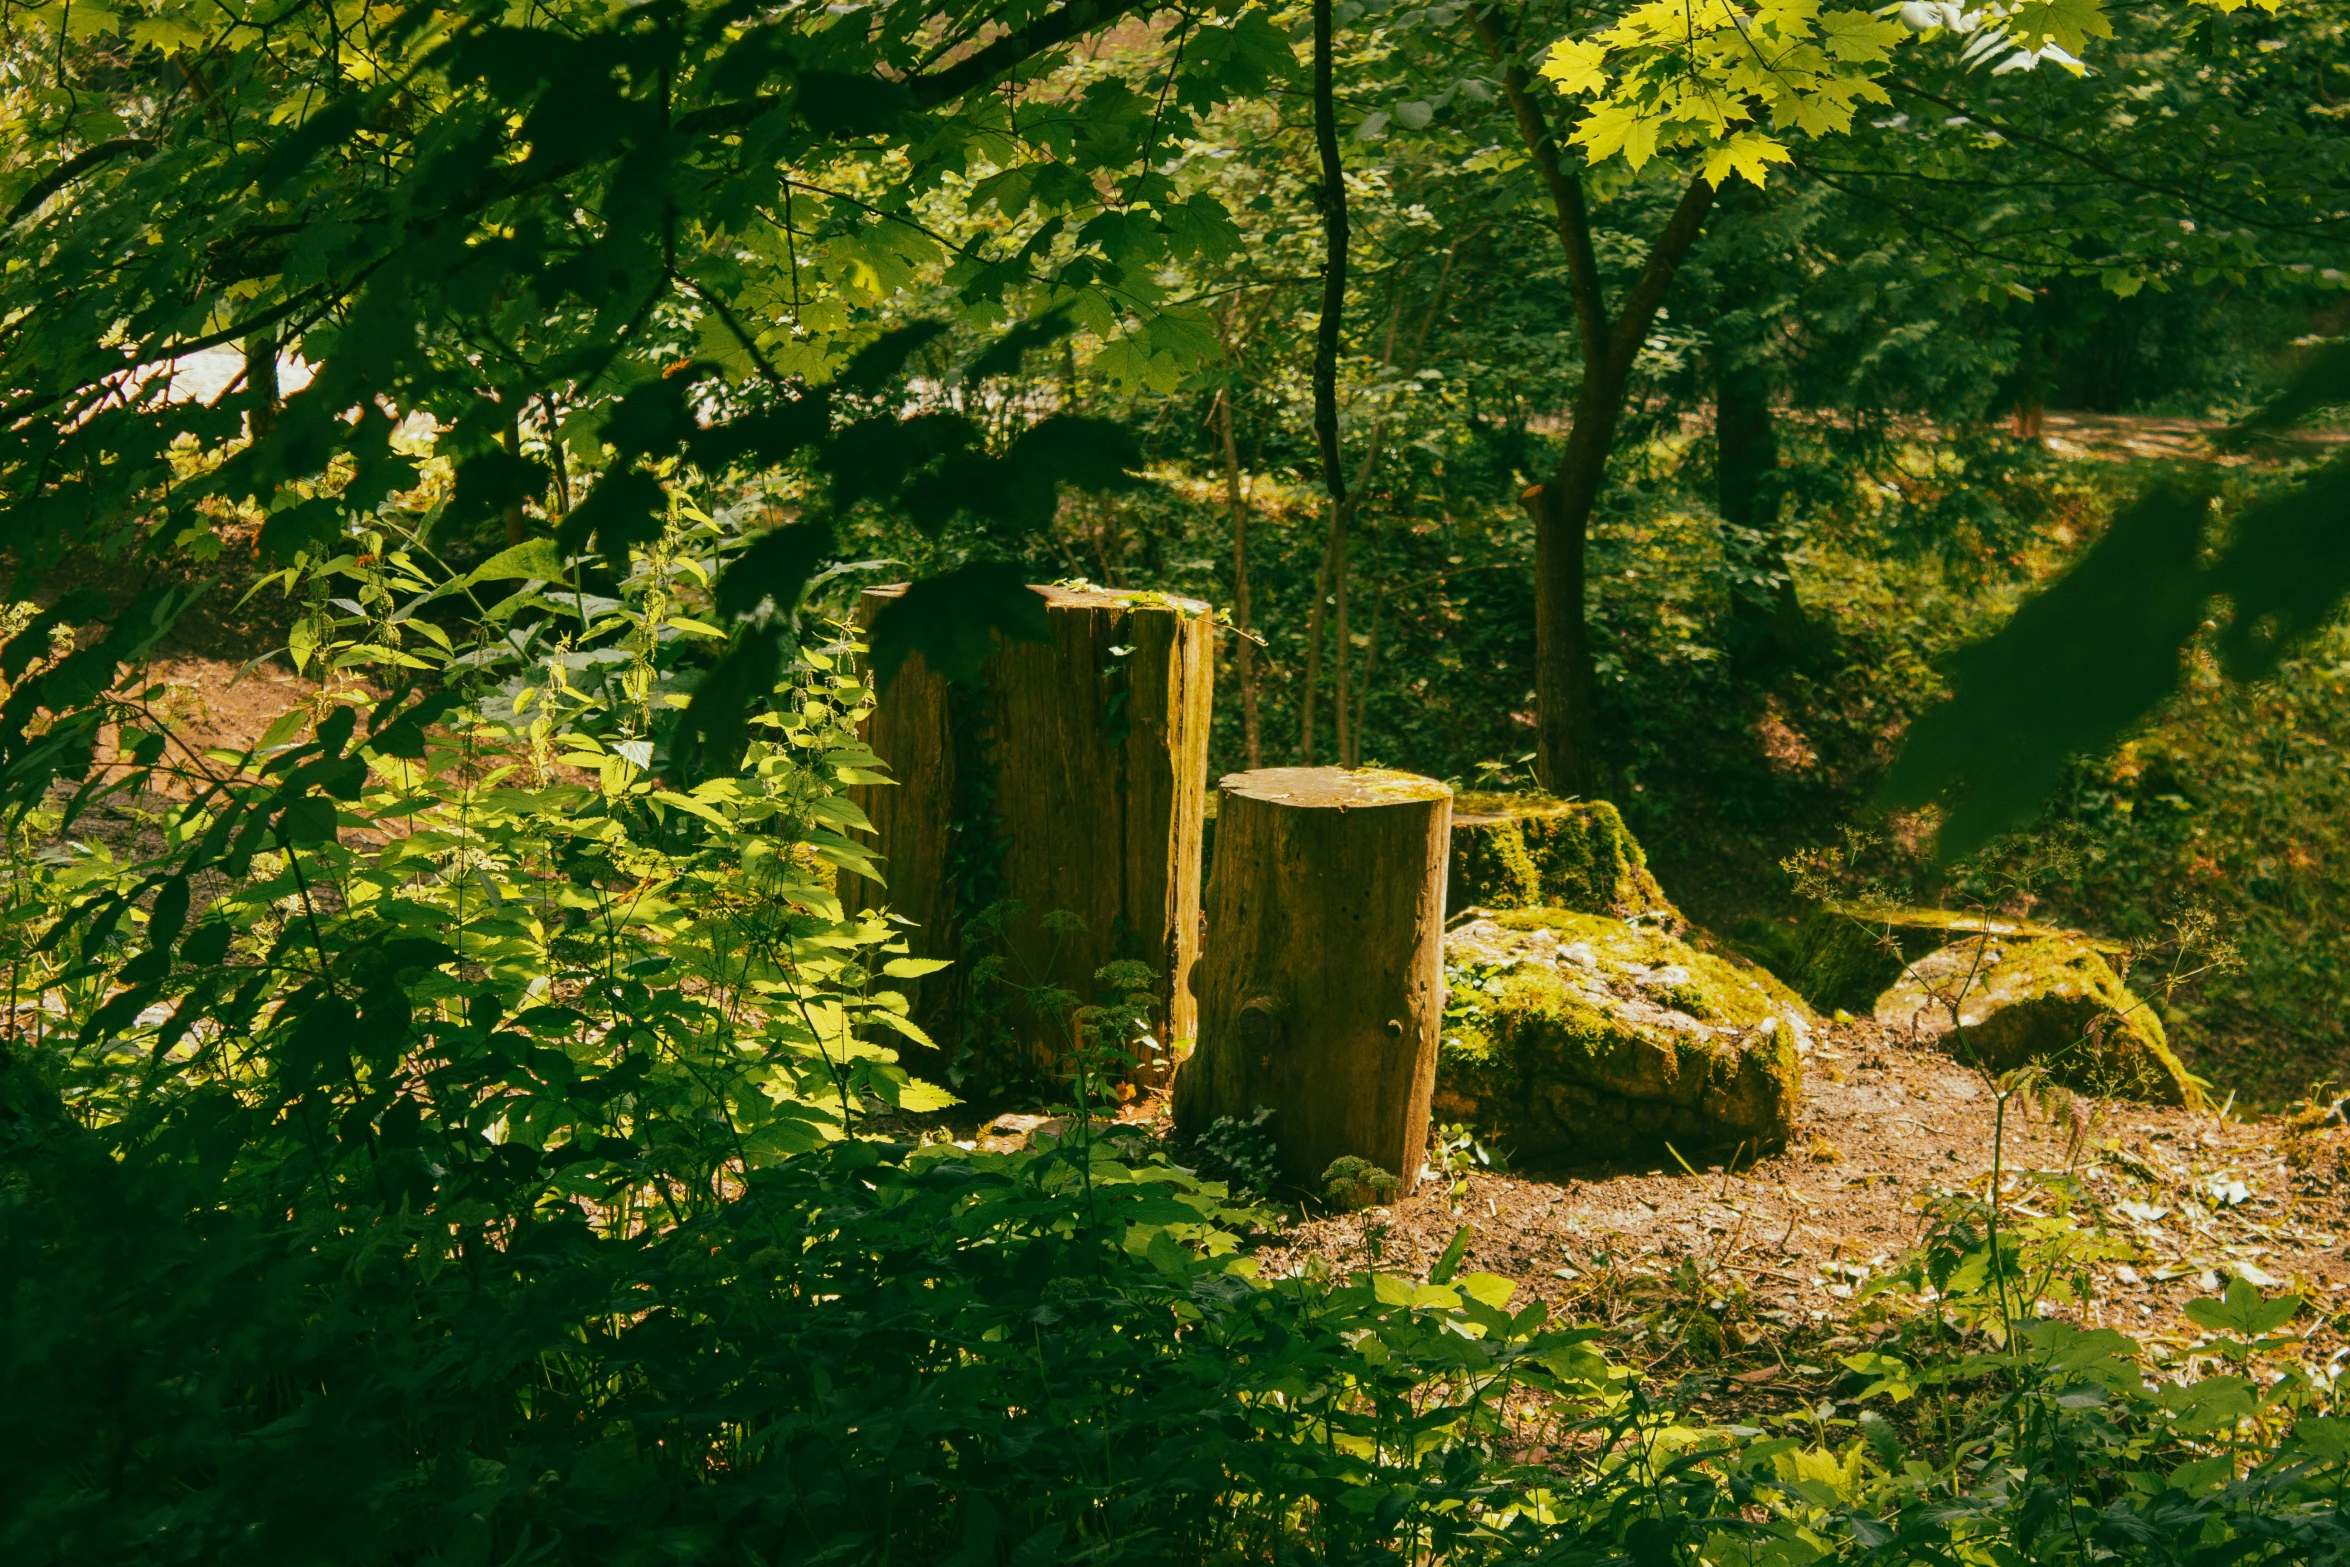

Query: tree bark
<box><xmin>1176</xmin><ymin>766</ymin><xmax>1450</xmax><ymax>1194</ymax></box>
<box><xmin>851</xmin><ymin>585</ymin><xmax>1214</xmax><ymax>1084</ymax></box>
<box><xmin>245</xmin><ymin>331</ymin><xmax>279</xmax><ymax>438</ymax></box>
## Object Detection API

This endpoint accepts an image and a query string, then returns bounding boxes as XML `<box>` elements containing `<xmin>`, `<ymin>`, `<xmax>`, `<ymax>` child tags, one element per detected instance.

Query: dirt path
<box><xmin>1259</xmin><ymin>1017</ymin><xmax>2349</xmax><ymax>1406</ymax></box>
<box><xmin>2039</xmin><ymin>409</ymin><xmax>2350</xmax><ymax>465</ymax></box>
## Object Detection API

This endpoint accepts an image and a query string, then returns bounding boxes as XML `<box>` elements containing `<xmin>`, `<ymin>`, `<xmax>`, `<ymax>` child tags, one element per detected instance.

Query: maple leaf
<box><xmin>1818</xmin><ymin>8</ymin><xmax>1908</xmax><ymax>59</ymax></box>
<box><xmin>1540</xmin><ymin>37</ymin><xmax>1612</xmax><ymax>96</ymax></box>
<box><xmin>1702</xmin><ymin>129</ymin><xmax>1793</xmax><ymax>188</ymax></box>
<box><xmin>2003</xmin><ymin>0</ymin><xmax>2113</xmax><ymax>57</ymax></box>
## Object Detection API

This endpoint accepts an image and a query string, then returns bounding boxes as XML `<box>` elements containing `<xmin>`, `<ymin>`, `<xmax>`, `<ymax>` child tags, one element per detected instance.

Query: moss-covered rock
<box><xmin>1435</xmin><ymin>909</ymin><xmax>1807</xmax><ymax>1167</ymax></box>
<box><xmin>1794</xmin><ymin>904</ymin><xmax>2101</xmax><ymax>1015</ymax></box>
<box><xmin>1875</xmin><ymin>935</ymin><xmax>2203</xmax><ymax>1107</ymax></box>
<box><xmin>1448</xmin><ymin>794</ymin><xmax>1681</xmax><ymax>927</ymax></box>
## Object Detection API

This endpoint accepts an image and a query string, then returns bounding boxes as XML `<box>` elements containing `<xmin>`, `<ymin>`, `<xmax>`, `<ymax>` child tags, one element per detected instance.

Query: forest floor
<box><xmin>1222</xmin><ymin>1014</ymin><xmax>2350</xmax><ymax>1416</ymax></box>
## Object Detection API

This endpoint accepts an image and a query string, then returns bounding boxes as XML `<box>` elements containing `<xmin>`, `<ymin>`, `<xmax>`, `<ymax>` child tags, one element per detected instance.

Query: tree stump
<box><xmin>1175</xmin><ymin>767</ymin><xmax>1451</xmax><ymax>1195</ymax></box>
<box><xmin>850</xmin><ymin>584</ymin><xmax>1214</xmax><ymax>1083</ymax></box>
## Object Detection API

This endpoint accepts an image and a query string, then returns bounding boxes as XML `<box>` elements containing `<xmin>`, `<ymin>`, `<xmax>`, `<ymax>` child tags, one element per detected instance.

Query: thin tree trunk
<box><xmin>541</xmin><ymin>393</ymin><xmax>573</xmax><ymax>518</ymax></box>
<box><xmin>246</xmin><ymin>331</ymin><xmax>279</xmax><ymax>438</ymax></box>
<box><xmin>1300</xmin><ymin>505</ymin><xmax>1339</xmax><ymax>764</ymax></box>
<box><xmin>1472</xmin><ymin>4</ymin><xmax>1718</xmax><ymax>797</ymax></box>
<box><xmin>1304</xmin><ymin>0</ymin><xmax>1350</xmax><ymax>767</ymax></box>
<box><xmin>1332</xmin><ymin>514</ymin><xmax>1351</xmax><ymax>767</ymax></box>
<box><xmin>1351</xmin><ymin>546</ymin><xmax>1383</xmax><ymax>758</ymax></box>
<box><xmin>1215</xmin><ymin>385</ymin><xmax>1263</xmax><ymax>769</ymax></box>
<box><xmin>1336</xmin><ymin>248</ymin><xmax>1458</xmax><ymax>766</ymax></box>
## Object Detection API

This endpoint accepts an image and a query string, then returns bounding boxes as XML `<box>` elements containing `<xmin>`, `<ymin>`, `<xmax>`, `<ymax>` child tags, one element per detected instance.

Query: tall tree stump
<box><xmin>1176</xmin><ymin>767</ymin><xmax>1451</xmax><ymax>1195</ymax></box>
<box><xmin>850</xmin><ymin>584</ymin><xmax>1214</xmax><ymax>1082</ymax></box>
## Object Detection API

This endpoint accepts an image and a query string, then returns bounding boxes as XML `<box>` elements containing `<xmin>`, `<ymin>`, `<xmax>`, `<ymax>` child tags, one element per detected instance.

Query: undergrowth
<box><xmin>3</xmin><ymin>508</ymin><xmax>2347</xmax><ymax>1563</ymax></box>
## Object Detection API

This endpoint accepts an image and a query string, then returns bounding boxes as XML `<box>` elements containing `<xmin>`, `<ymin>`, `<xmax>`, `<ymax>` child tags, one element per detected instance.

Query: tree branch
<box><xmin>910</xmin><ymin>0</ymin><xmax>1146</xmax><ymax>106</ymax></box>
<box><xmin>1888</xmin><ymin>77</ymin><xmax>2350</xmax><ymax>237</ymax></box>
<box><xmin>6</xmin><ymin>139</ymin><xmax>156</xmax><ymax>226</ymax></box>
<box><xmin>1606</xmin><ymin>172</ymin><xmax>1718</xmax><ymax>371</ymax></box>
<box><xmin>1310</xmin><ymin>0</ymin><xmax>1348</xmax><ymax>507</ymax></box>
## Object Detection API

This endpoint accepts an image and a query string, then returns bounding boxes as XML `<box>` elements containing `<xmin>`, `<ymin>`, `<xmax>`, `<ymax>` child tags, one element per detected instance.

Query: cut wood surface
<box><xmin>851</xmin><ymin>584</ymin><xmax>1213</xmax><ymax>1081</ymax></box>
<box><xmin>1177</xmin><ymin>766</ymin><xmax>1451</xmax><ymax>1194</ymax></box>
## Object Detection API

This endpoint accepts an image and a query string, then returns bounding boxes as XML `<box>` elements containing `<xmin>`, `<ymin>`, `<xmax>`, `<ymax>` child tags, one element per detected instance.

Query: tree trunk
<box><xmin>1526</xmin><ymin>172</ymin><xmax>1718</xmax><ymax>793</ymax></box>
<box><xmin>245</xmin><ymin>331</ymin><xmax>279</xmax><ymax>438</ymax></box>
<box><xmin>1302</xmin><ymin>0</ymin><xmax>1351</xmax><ymax>769</ymax></box>
<box><xmin>851</xmin><ymin>585</ymin><xmax>1214</xmax><ymax>1086</ymax></box>
<box><xmin>1470</xmin><ymin>6</ymin><xmax>1720</xmax><ymax>798</ymax></box>
<box><xmin>1176</xmin><ymin>766</ymin><xmax>1450</xmax><ymax>1195</ymax></box>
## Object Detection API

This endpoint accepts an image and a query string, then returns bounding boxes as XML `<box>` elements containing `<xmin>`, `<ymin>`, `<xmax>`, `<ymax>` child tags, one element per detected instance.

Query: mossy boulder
<box><xmin>1436</xmin><ymin>909</ymin><xmax>1808</xmax><ymax>1167</ymax></box>
<box><xmin>1448</xmin><ymin>794</ymin><xmax>1680</xmax><ymax>927</ymax></box>
<box><xmin>1794</xmin><ymin>903</ymin><xmax>2103</xmax><ymax>1015</ymax></box>
<box><xmin>1875</xmin><ymin>935</ymin><xmax>2203</xmax><ymax>1107</ymax></box>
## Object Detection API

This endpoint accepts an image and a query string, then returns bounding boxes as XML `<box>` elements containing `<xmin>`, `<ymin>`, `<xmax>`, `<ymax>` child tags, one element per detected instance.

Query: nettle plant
<box><xmin>15</xmin><ymin>500</ymin><xmax>948</xmax><ymax>1186</ymax></box>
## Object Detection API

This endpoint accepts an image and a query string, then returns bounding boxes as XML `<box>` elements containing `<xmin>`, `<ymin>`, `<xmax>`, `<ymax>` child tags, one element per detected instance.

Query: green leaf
<box><xmin>1428</xmin><ymin>1223</ymin><xmax>1472</xmax><ymax>1284</ymax></box>
<box><xmin>2184</xmin><ymin>1276</ymin><xmax>2300</xmax><ymax>1338</ymax></box>
<box><xmin>1882</xmin><ymin>486</ymin><xmax>2209</xmax><ymax>859</ymax></box>
<box><xmin>556</xmin><ymin>469</ymin><xmax>667</xmax><ymax>558</ymax></box>
<box><xmin>1456</xmin><ymin>1271</ymin><xmax>1515</xmax><ymax>1309</ymax></box>
<box><xmin>447</xmin><ymin>449</ymin><xmax>550</xmax><ymax>530</ymax></box>
<box><xmin>278</xmin><ymin>795</ymin><xmax>340</xmax><ymax>847</ymax></box>
<box><xmin>895</xmin><ymin>1077</ymin><xmax>960</xmax><ymax>1112</ymax></box>
<box><xmin>715</xmin><ymin>519</ymin><xmax>835</xmax><ymax>619</ymax></box>
<box><xmin>464</xmin><ymin>537</ymin><xmax>570</xmax><ymax>586</ymax></box>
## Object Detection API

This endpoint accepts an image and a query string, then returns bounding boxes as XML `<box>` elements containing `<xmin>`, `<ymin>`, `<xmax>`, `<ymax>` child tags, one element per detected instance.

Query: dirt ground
<box><xmin>1228</xmin><ymin>1015</ymin><xmax>2350</xmax><ymax>1410</ymax></box>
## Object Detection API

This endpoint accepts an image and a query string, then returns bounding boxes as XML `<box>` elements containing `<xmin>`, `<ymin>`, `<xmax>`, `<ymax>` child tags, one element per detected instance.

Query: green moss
<box><xmin>1876</xmin><ymin>935</ymin><xmax>2204</xmax><ymax>1107</ymax></box>
<box><xmin>1449</xmin><ymin>796</ymin><xmax>1679</xmax><ymax>924</ymax></box>
<box><xmin>1438</xmin><ymin>910</ymin><xmax>1806</xmax><ymax>1167</ymax></box>
<box><xmin>1794</xmin><ymin>904</ymin><xmax>2112</xmax><ymax>1016</ymax></box>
